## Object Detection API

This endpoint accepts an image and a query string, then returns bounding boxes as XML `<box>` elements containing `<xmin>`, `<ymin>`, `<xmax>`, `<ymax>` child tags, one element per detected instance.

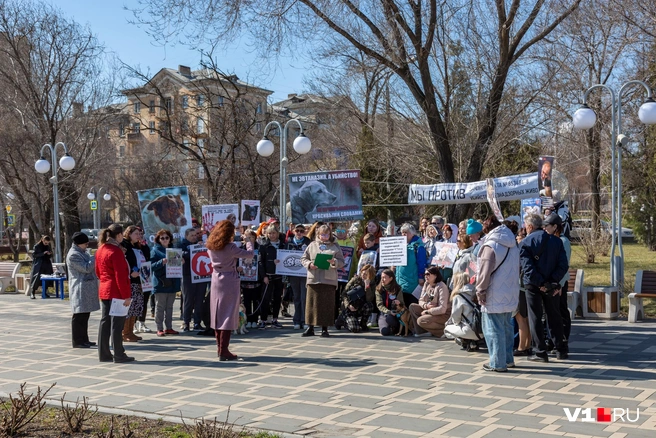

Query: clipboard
<box><xmin>314</xmin><ymin>253</ymin><xmax>334</xmax><ymax>270</ymax></box>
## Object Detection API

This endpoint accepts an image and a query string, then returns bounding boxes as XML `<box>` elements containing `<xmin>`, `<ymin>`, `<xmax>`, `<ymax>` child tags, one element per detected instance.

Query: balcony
<box><xmin>127</xmin><ymin>132</ymin><xmax>143</xmax><ymax>143</ymax></box>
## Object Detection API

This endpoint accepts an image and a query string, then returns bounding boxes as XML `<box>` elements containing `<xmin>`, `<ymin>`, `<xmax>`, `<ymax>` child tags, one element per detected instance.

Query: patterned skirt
<box><xmin>127</xmin><ymin>283</ymin><xmax>145</xmax><ymax>318</ymax></box>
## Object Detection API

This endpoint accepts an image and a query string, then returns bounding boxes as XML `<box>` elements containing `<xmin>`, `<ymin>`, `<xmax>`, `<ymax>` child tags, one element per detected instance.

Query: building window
<box><xmin>118</xmin><ymin>145</ymin><xmax>125</xmax><ymax>158</ymax></box>
<box><xmin>149</xmin><ymin>121</ymin><xmax>155</xmax><ymax>134</ymax></box>
<box><xmin>133</xmin><ymin>101</ymin><xmax>140</xmax><ymax>113</ymax></box>
<box><xmin>181</xmin><ymin>119</ymin><xmax>189</xmax><ymax>132</ymax></box>
<box><xmin>196</xmin><ymin>94</ymin><xmax>204</xmax><ymax>106</ymax></box>
<box><xmin>255</xmin><ymin>122</ymin><xmax>262</xmax><ymax>133</ymax></box>
<box><xmin>217</xmin><ymin>96</ymin><xmax>224</xmax><ymax>107</ymax></box>
<box><xmin>105</xmin><ymin>126</ymin><xmax>110</xmax><ymax>138</ymax></box>
<box><xmin>197</xmin><ymin>117</ymin><xmax>205</xmax><ymax>134</ymax></box>
<box><xmin>182</xmin><ymin>95</ymin><xmax>189</xmax><ymax>109</ymax></box>
<box><xmin>198</xmin><ymin>165</ymin><xmax>205</xmax><ymax>179</ymax></box>
<box><xmin>256</xmin><ymin>102</ymin><xmax>262</xmax><ymax>114</ymax></box>
<box><xmin>132</xmin><ymin>123</ymin><xmax>140</xmax><ymax>134</ymax></box>
<box><xmin>197</xmin><ymin>187</ymin><xmax>204</xmax><ymax>197</ymax></box>
<box><xmin>149</xmin><ymin>100</ymin><xmax>155</xmax><ymax>113</ymax></box>
<box><xmin>197</xmin><ymin>139</ymin><xmax>205</xmax><ymax>150</ymax></box>
<box><xmin>165</xmin><ymin>97</ymin><xmax>173</xmax><ymax>113</ymax></box>
<box><xmin>119</xmin><ymin>123</ymin><xmax>125</xmax><ymax>137</ymax></box>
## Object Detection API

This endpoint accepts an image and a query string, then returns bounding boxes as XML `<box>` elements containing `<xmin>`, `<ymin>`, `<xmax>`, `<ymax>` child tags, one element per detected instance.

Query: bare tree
<box><xmin>0</xmin><ymin>0</ymin><xmax>116</xmax><ymax>251</ymax></box>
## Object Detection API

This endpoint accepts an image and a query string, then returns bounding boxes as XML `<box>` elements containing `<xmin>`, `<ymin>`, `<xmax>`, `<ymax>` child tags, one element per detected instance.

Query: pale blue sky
<box><xmin>52</xmin><ymin>0</ymin><xmax>310</xmax><ymax>102</ymax></box>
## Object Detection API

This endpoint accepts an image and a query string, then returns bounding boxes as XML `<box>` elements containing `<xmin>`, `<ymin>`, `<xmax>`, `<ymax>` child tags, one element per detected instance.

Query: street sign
<box><xmin>90</xmin><ymin>200</ymin><xmax>98</xmax><ymax>210</ymax></box>
<box><xmin>6</xmin><ymin>214</ymin><xmax>14</xmax><ymax>226</ymax></box>
<box><xmin>5</xmin><ymin>205</ymin><xmax>10</xmax><ymax>213</ymax></box>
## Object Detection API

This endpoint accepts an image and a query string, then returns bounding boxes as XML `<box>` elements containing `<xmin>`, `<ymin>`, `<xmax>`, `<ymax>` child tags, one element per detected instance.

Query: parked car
<box><xmin>570</xmin><ymin>219</ymin><xmax>634</xmax><ymax>242</ymax></box>
<box><xmin>80</xmin><ymin>228</ymin><xmax>99</xmax><ymax>242</ymax></box>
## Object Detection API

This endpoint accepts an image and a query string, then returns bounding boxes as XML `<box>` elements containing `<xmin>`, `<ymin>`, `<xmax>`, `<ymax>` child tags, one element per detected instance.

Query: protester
<box><xmin>519</xmin><ymin>214</ymin><xmax>569</xmax><ymax>362</ymax></box>
<box><xmin>29</xmin><ymin>235</ymin><xmax>54</xmax><ymax>298</ymax></box>
<box><xmin>96</xmin><ymin>224</ymin><xmax>133</xmax><ymax>363</ymax></box>
<box><xmin>286</xmin><ymin>224</ymin><xmax>312</xmax><ymax>329</ymax></box>
<box><xmin>260</xmin><ymin>225</ymin><xmax>285</xmax><ymax>328</ymax></box>
<box><xmin>178</xmin><ymin>227</ymin><xmax>207</xmax><ymax>331</ymax></box>
<box><xmin>120</xmin><ymin>226</ymin><xmax>146</xmax><ymax>342</ymax></box>
<box><xmin>513</xmin><ymin>229</ymin><xmax>532</xmax><ymax>357</ymax></box>
<box><xmin>396</xmin><ymin>223</ymin><xmax>426</xmax><ymax>305</ymax></box>
<box><xmin>431</xmin><ymin>216</ymin><xmax>446</xmax><ymax>239</ymax></box>
<box><xmin>442</xmin><ymin>224</ymin><xmax>458</xmax><ymax>243</ymax></box>
<box><xmin>419</xmin><ymin>216</ymin><xmax>430</xmax><ymax>239</ymax></box>
<box><xmin>151</xmin><ymin>229</ymin><xmax>182</xmax><ymax>337</ymax></box>
<box><xmin>300</xmin><ymin>224</ymin><xmax>345</xmax><ymax>337</ymax></box>
<box><xmin>543</xmin><ymin>213</ymin><xmax>573</xmax><ymax>344</ymax></box>
<box><xmin>408</xmin><ymin>266</ymin><xmax>451</xmax><ymax>337</ymax></box>
<box><xmin>375</xmin><ymin>269</ymin><xmax>404</xmax><ymax>336</ymax></box>
<box><xmin>423</xmin><ymin>225</ymin><xmax>440</xmax><ymax>263</ymax></box>
<box><xmin>476</xmin><ymin>216</ymin><xmax>520</xmax><ymax>372</ymax></box>
<box><xmin>136</xmin><ymin>227</ymin><xmax>154</xmax><ymax>333</ymax></box>
<box><xmin>444</xmin><ymin>272</ymin><xmax>481</xmax><ymax>350</ymax></box>
<box><xmin>357</xmin><ymin>219</ymin><xmax>383</xmax><ymax>256</ymax></box>
<box><xmin>466</xmin><ymin>219</ymin><xmax>484</xmax><ymax>256</ymax></box>
<box><xmin>66</xmin><ymin>232</ymin><xmax>99</xmax><ymax>349</ymax></box>
<box><xmin>206</xmin><ymin>220</ymin><xmax>255</xmax><ymax>361</ymax></box>
<box><xmin>335</xmin><ymin>264</ymin><xmax>376</xmax><ymax>333</ymax></box>
<box><xmin>240</xmin><ymin>229</ymin><xmax>263</xmax><ymax>329</ymax></box>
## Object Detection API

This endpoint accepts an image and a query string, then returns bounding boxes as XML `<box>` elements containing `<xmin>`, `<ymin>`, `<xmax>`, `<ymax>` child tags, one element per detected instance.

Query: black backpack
<box><xmin>459</xmin><ymin>294</ymin><xmax>483</xmax><ymax>340</ymax></box>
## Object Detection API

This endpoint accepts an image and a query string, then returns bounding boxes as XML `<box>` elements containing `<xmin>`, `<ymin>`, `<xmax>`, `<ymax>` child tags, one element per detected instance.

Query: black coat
<box><xmin>121</xmin><ymin>240</ymin><xmax>147</xmax><ymax>284</ymax></box>
<box><xmin>30</xmin><ymin>241</ymin><xmax>54</xmax><ymax>290</ymax></box>
<box><xmin>260</xmin><ymin>239</ymin><xmax>282</xmax><ymax>278</ymax></box>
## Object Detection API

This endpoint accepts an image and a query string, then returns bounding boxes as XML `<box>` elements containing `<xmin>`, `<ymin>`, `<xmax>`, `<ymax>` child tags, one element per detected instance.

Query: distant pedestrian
<box><xmin>66</xmin><ymin>232</ymin><xmax>99</xmax><ymax>349</ymax></box>
<box><xmin>29</xmin><ymin>235</ymin><xmax>54</xmax><ymax>298</ymax></box>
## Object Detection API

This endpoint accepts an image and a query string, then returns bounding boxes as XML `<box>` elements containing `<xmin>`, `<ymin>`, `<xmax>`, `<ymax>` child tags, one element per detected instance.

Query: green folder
<box><xmin>314</xmin><ymin>253</ymin><xmax>334</xmax><ymax>270</ymax></box>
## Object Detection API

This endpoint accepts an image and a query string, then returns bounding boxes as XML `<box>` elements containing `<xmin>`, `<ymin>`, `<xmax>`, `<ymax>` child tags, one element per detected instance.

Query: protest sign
<box><xmin>139</xmin><ymin>261</ymin><xmax>153</xmax><ymax>292</ymax></box>
<box><xmin>408</xmin><ymin>172</ymin><xmax>539</xmax><ymax>205</ymax></box>
<box><xmin>190</xmin><ymin>244</ymin><xmax>212</xmax><ymax>284</ymax></box>
<box><xmin>202</xmin><ymin>204</ymin><xmax>240</xmax><ymax>233</ymax></box>
<box><xmin>357</xmin><ymin>250</ymin><xmax>378</xmax><ymax>272</ymax></box>
<box><xmin>431</xmin><ymin>242</ymin><xmax>458</xmax><ymax>268</ymax></box>
<box><xmin>288</xmin><ymin>170</ymin><xmax>364</xmax><ymax>223</ymax></box>
<box><xmin>539</xmin><ymin>156</ymin><xmax>555</xmax><ymax>212</ymax></box>
<box><xmin>379</xmin><ymin>236</ymin><xmax>407</xmax><ymax>267</ymax></box>
<box><xmin>275</xmin><ymin>249</ymin><xmax>308</xmax><ymax>278</ymax></box>
<box><xmin>338</xmin><ymin>246</ymin><xmax>354</xmax><ymax>283</ymax></box>
<box><xmin>240</xmin><ymin>200</ymin><xmax>261</xmax><ymax>226</ymax></box>
<box><xmin>137</xmin><ymin>186</ymin><xmax>192</xmax><ymax>244</ymax></box>
<box><xmin>239</xmin><ymin>249</ymin><xmax>259</xmax><ymax>281</ymax></box>
<box><xmin>521</xmin><ymin>198</ymin><xmax>542</xmax><ymax>224</ymax></box>
<box><xmin>165</xmin><ymin>248</ymin><xmax>183</xmax><ymax>278</ymax></box>
<box><xmin>486</xmin><ymin>178</ymin><xmax>504</xmax><ymax>222</ymax></box>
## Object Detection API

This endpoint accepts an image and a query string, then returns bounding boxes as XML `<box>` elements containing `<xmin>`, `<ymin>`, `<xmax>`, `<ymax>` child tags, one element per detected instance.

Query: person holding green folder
<box><xmin>300</xmin><ymin>224</ymin><xmax>345</xmax><ymax>337</ymax></box>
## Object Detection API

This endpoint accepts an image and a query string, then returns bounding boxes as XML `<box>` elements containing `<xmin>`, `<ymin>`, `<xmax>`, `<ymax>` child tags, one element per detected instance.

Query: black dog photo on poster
<box><xmin>288</xmin><ymin>170</ymin><xmax>364</xmax><ymax>224</ymax></box>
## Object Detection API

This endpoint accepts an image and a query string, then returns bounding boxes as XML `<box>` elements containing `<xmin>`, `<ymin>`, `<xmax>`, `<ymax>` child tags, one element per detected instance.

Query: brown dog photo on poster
<box><xmin>142</xmin><ymin>194</ymin><xmax>188</xmax><ymax>234</ymax></box>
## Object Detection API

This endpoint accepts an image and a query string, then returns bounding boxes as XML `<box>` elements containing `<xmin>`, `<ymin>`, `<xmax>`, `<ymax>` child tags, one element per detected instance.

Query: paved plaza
<box><xmin>0</xmin><ymin>294</ymin><xmax>654</xmax><ymax>437</ymax></box>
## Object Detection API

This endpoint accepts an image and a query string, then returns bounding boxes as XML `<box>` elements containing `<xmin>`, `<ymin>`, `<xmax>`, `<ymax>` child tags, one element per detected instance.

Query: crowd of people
<box><xmin>30</xmin><ymin>210</ymin><xmax>572</xmax><ymax>370</ymax></box>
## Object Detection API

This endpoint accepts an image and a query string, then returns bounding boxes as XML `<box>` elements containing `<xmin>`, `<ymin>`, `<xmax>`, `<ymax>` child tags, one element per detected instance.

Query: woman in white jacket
<box><xmin>444</xmin><ymin>272</ymin><xmax>481</xmax><ymax>351</ymax></box>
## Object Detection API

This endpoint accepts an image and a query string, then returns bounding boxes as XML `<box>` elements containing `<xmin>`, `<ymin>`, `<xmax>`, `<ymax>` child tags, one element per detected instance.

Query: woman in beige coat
<box><xmin>300</xmin><ymin>224</ymin><xmax>345</xmax><ymax>337</ymax></box>
<box><xmin>409</xmin><ymin>266</ymin><xmax>451</xmax><ymax>337</ymax></box>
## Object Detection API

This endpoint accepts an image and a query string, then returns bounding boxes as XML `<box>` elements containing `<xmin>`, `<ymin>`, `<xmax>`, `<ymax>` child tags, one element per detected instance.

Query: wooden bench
<box><xmin>628</xmin><ymin>270</ymin><xmax>656</xmax><ymax>323</ymax></box>
<box><xmin>0</xmin><ymin>262</ymin><xmax>20</xmax><ymax>294</ymax></box>
<box><xmin>567</xmin><ymin>268</ymin><xmax>584</xmax><ymax>319</ymax></box>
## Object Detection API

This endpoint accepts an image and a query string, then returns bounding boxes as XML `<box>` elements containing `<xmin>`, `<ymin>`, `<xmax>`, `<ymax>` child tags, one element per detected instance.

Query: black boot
<box><xmin>321</xmin><ymin>326</ymin><xmax>330</xmax><ymax>338</ymax></box>
<box><xmin>302</xmin><ymin>326</ymin><xmax>315</xmax><ymax>337</ymax></box>
<box><xmin>30</xmin><ymin>290</ymin><xmax>36</xmax><ymax>299</ymax></box>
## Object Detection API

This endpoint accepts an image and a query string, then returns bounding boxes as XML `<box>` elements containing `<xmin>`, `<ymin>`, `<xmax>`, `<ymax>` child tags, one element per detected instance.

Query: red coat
<box><xmin>95</xmin><ymin>242</ymin><xmax>131</xmax><ymax>300</ymax></box>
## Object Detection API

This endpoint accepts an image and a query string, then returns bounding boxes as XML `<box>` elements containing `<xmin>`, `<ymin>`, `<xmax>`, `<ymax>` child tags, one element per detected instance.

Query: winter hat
<box><xmin>72</xmin><ymin>232</ymin><xmax>89</xmax><ymax>245</ymax></box>
<box><xmin>466</xmin><ymin>219</ymin><xmax>483</xmax><ymax>235</ymax></box>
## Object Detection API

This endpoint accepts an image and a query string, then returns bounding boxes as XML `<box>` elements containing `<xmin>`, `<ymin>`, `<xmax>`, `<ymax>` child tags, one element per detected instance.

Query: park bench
<box><xmin>0</xmin><ymin>262</ymin><xmax>20</xmax><ymax>294</ymax></box>
<box><xmin>567</xmin><ymin>268</ymin><xmax>584</xmax><ymax>319</ymax></box>
<box><xmin>628</xmin><ymin>270</ymin><xmax>656</xmax><ymax>323</ymax></box>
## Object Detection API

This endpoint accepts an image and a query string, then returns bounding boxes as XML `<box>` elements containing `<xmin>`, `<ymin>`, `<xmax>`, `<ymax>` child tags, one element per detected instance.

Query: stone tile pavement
<box><xmin>1</xmin><ymin>294</ymin><xmax>655</xmax><ymax>437</ymax></box>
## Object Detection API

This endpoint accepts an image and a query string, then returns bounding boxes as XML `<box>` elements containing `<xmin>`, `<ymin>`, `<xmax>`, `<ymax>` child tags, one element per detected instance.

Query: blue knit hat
<box><xmin>466</xmin><ymin>219</ymin><xmax>483</xmax><ymax>235</ymax></box>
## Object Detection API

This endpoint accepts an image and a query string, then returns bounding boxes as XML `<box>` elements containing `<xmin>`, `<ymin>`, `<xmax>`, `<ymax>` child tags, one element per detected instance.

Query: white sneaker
<box><xmin>141</xmin><ymin>323</ymin><xmax>152</xmax><ymax>333</ymax></box>
<box><xmin>294</xmin><ymin>324</ymin><xmax>301</xmax><ymax>330</ymax></box>
<box><xmin>134</xmin><ymin>321</ymin><xmax>143</xmax><ymax>333</ymax></box>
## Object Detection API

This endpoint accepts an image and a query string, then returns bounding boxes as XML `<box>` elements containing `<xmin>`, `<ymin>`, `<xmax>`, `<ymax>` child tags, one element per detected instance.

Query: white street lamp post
<box><xmin>35</xmin><ymin>142</ymin><xmax>76</xmax><ymax>264</ymax></box>
<box><xmin>87</xmin><ymin>187</ymin><xmax>111</xmax><ymax>230</ymax></box>
<box><xmin>572</xmin><ymin>81</ymin><xmax>656</xmax><ymax>287</ymax></box>
<box><xmin>256</xmin><ymin>119</ymin><xmax>311</xmax><ymax>228</ymax></box>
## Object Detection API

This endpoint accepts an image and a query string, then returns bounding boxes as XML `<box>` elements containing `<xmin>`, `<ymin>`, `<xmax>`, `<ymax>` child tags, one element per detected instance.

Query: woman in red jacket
<box><xmin>96</xmin><ymin>224</ymin><xmax>134</xmax><ymax>363</ymax></box>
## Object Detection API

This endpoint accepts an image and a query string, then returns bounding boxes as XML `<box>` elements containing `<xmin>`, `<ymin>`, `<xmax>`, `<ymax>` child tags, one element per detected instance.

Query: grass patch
<box><xmin>570</xmin><ymin>242</ymin><xmax>656</xmax><ymax>316</ymax></box>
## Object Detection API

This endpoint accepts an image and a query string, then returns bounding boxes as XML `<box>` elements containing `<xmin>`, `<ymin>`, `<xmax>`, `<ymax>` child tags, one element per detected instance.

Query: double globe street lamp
<box><xmin>572</xmin><ymin>81</ymin><xmax>656</xmax><ymax>287</ymax></box>
<box><xmin>87</xmin><ymin>188</ymin><xmax>112</xmax><ymax>230</ymax></box>
<box><xmin>35</xmin><ymin>142</ymin><xmax>76</xmax><ymax>263</ymax></box>
<box><xmin>256</xmin><ymin>120</ymin><xmax>311</xmax><ymax>228</ymax></box>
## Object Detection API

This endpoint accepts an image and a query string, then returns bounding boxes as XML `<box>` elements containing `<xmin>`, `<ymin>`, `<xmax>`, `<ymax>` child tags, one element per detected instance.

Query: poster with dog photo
<box><xmin>240</xmin><ymin>200</ymin><xmax>261</xmax><ymax>226</ymax></box>
<box><xmin>139</xmin><ymin>261</ymin><xmax>153</xmax><ymax>292</ymax></box>
<box><xmin>288</xmin><ymin>170</ymin><xmax>364</xmax><ymax>224</ymax></box>
<box><xmin>190</xmin><ymin>244</ymin><xmax>212</xmax><ymax>284</ymax></box>
<box><xmin>165</xmin><ymin>248</ymin><xmax>183</xmax><ymax>278</ymax></box>
<box><xmin>239</xmin><ymin>249</ymin><xmax>259</xmax><ymax>281</ymax></box>
<box><xmin>137</xmin><ymin>186</ymin><xmax>192</xmax><ymax>244</ymax></box>
<box><xmin>201</xmin><ymin>204</ymin><xmax>240</xmax><ymax>233</ymax></box>
<box><xmin>337</xmin><ymin>246</ymin><xmax>354</xmax><ymax>283</ymax></box>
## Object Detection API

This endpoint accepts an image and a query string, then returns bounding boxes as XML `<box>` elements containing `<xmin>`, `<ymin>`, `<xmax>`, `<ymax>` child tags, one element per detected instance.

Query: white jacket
<box><xmin>476</xmin><ymin>225</ymin><xmax>520</xmax><ymax>313</ymax></box>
